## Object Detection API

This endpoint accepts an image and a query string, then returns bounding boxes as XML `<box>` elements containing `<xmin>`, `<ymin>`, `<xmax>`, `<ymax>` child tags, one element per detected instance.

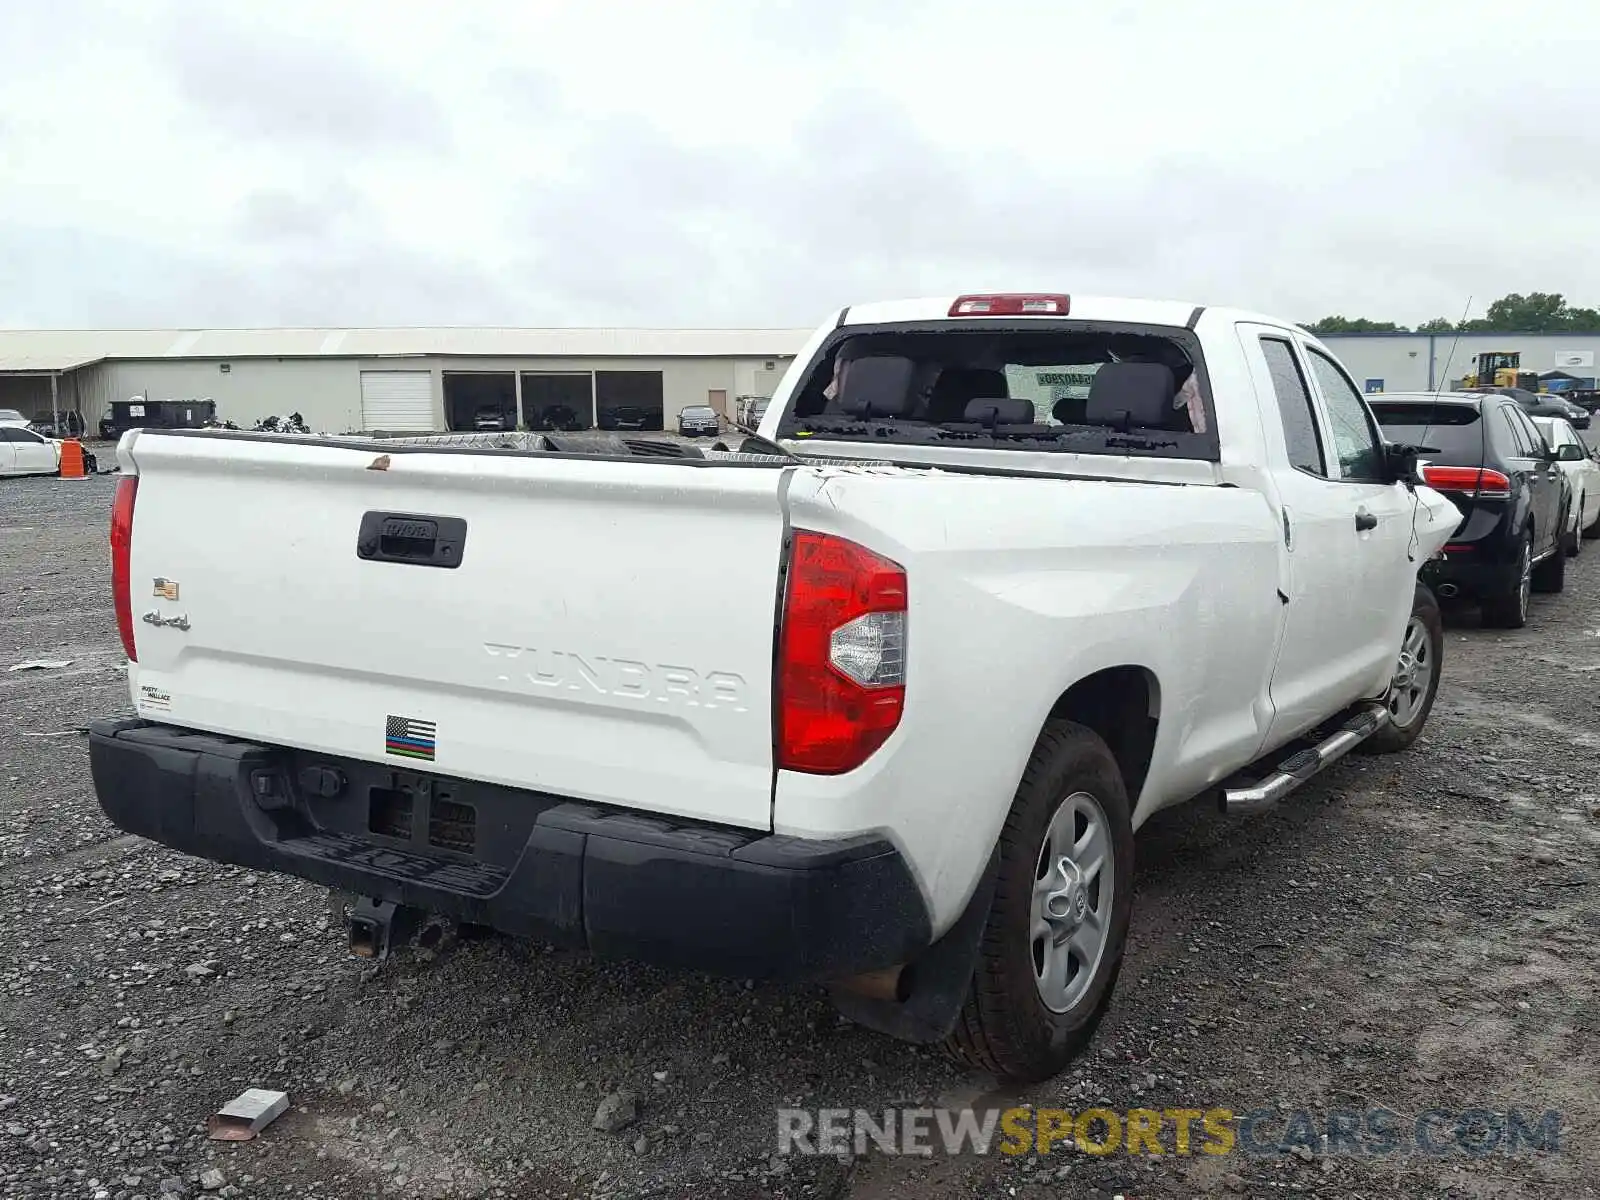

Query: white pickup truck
<box><xmin>90</xmin><ymin>293</ymin><xmax>1459</xmax><ymax>1082</ymax></box>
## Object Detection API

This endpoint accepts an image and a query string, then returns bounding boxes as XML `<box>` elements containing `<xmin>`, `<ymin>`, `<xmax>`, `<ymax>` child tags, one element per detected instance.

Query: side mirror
<box><xmin>1382</xmin><ymin>441</ymin><xmax>1435</xmax><ymax>484</ymax></box>
<box><xmin>1557</xmin><ymin>442</ymin><xmax>1586</xmax><ymax>462</ymax></box>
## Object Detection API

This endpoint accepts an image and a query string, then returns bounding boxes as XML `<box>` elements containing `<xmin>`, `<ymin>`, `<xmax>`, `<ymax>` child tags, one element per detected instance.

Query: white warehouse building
<box><xmin>0</xmin><ymin>327</ymin><xmax>812</xmax><ymax>436</ymax></box>
<box><xmin>1313</xmin><ymin>331</ymin><xmax>1600</xmax><ymax>395</ymax></box>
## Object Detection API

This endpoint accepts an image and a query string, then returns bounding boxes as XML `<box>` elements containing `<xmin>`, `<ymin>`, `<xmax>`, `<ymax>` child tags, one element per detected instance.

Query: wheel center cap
<box><xmin>1393</xmin><ymin>651</ymin><xmax>1416</xmax><ymax>689</ymax></box>
<box><xmin>1044</xmin><ymin>857</ymin><xmax>1086</xmax><ymax>933</ymax></box>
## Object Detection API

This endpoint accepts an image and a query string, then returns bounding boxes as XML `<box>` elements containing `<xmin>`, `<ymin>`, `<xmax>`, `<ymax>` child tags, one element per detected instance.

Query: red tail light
<box><xmin>110</xmin><ymin>475</ymin><xmax>138</xmax><ymax>662</ymax></box>
<box><xmin>949</xmin><ymin>293</ymin><xmax>1070</xmax><ymax>317</ymax></box>
<box><xmin>1421</xmin><ymin>465</ymin><xmax>1511</xmax><ymax>500</ymax></box>
<box><xmin>777</xmin><ymin>532</ymin><xmax>907</xmax><ymax>774</ymax></box>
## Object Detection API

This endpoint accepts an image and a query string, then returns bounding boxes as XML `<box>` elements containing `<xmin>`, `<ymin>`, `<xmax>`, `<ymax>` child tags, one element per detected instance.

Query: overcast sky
<box><xmin>3</xmin><ymin>0</ymin><xmax>1598</xmax><ymax>330</ymax></box>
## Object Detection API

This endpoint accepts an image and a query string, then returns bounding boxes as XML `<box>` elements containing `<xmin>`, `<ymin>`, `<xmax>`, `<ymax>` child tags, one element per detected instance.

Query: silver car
<box><xmin>677</xmin><ymin>405</ymin><xmax>720</xmax><ymax>437</ymax></box>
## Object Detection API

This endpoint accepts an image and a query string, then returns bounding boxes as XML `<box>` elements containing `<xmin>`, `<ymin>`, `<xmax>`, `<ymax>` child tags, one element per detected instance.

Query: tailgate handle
<box><xmin>357</xmin><ymin>512</ymin><xmax>467</xmax><ymax>569</ymax></box>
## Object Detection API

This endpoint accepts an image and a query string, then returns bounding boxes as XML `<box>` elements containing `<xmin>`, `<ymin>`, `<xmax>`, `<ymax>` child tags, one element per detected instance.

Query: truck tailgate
<box><xmin>121</xmin><ymin>433</ymin><xmax>788</xmax><ymax>830</ymax></box>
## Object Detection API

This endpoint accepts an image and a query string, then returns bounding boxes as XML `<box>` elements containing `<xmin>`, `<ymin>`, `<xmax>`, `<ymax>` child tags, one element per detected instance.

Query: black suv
<box><xmin>1370</xmin><ymin>392</ymin><xmax>1574</xmax><ymax>628</ymax></box>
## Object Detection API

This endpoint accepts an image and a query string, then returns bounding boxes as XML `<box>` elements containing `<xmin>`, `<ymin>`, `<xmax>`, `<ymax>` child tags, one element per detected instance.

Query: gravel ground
<box><xmin>1</xmin><ymin>470</ymin><xmax>1596</xmax><ymax>1200</ymax></box>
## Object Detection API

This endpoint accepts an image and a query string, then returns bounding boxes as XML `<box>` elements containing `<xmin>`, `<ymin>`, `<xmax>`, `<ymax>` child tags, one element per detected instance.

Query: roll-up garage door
<box><xmin>359</xmin><ymin>371</ymin><xmax>436</xmax><ymax>432</ymax></box>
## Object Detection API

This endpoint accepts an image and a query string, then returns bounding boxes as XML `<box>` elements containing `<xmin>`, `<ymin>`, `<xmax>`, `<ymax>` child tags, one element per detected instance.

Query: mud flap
<box><xmin>826</xmin><ymin>847</ymin><xmax>999</xmax><ymax>1044</ymax></box>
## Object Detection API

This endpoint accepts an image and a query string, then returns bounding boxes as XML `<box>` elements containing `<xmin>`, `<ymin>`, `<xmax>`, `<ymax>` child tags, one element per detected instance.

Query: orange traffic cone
<box><xmin>58</xmin><ymin>439</ymin><xmax>86</xmax><ymax>479</ymax></box>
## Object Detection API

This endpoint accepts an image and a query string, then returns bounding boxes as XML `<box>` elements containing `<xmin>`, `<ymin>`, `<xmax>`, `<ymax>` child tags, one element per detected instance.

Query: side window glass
<box><xmin>1304</xmin><ymin>349</ymin><xmax>1384</xmax><ymax>481</ymax></box>
<box><xmin>1507</xmin><ymin>409</ymin><xmax>1538</xmax><ymax>456</ymax></box>
<box><xmin>1516</xmin><ymin>411</ymin><xmax>1549</xmax><ymax>455</ymax></box>
<box><xmin>1258</xmin><ymin>337</ymin><xmax>1326</xmax><ymax>476</ymax></box>
<box><xmin>1499</xmin><ymin>410</ymin><xmax>1528</xmax><ymax>456</ymax></box>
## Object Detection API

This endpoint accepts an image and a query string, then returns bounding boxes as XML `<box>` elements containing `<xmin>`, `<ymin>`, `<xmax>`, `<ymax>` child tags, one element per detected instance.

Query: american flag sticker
<box><xmin>385</xmin><ymin>715</ymin><xmax>437</xmax><ymax>762</ymax></box>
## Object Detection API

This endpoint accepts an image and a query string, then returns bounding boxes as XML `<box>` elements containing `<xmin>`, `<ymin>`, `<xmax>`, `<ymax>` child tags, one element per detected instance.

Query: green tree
<box><xmin>1304</xmin><ymin>316</ymin><xmax>1404</xmax><ymax>334</ymax></box>
<box><xmin>1482</xmin><ymin>292</ymin><xmax>1569</xmax><ymax>331</ymax></box>
<box><xmin>1416</xmin><ymin>318</ymin><xmax>1456</xmax><ymax>333</ymax></box>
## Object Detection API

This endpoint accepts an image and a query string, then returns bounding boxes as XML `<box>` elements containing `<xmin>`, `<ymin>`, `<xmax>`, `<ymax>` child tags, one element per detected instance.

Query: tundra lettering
<box><xmin>482</xmin><ymin>643</ymin><xmax>749</xmax><ymax>712</ymax></box>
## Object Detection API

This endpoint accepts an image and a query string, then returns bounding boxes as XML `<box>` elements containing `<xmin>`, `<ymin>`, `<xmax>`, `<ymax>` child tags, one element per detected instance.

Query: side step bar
<box><xmin>1221</xmin><ymin>704</ymin><xmax>1389</xmax><ymax>816</ymax></box>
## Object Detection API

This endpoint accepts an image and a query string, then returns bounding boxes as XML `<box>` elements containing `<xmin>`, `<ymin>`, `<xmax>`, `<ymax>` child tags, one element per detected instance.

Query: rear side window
<box><xmin>1369</xmin><ymin>403</ymin><xmax>1484</xmax><ymax>464</ymax></box>
<box><xmin>1259</xmin><ymin>338</ymin><xmax>1326</xmax><ymax>475</ymax></box>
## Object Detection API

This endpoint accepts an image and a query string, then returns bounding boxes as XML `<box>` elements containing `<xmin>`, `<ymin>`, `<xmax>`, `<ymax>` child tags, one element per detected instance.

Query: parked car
<box><xmin>597</xmin><ymin>405</ymin><xmax>654</xmax><ymax>431</ymax></box>
<box><xmin>88</xmin><ymin>291</ymin><xmax>1459</xmax><ymax>1083</ymax></box>
<box><xmin>535</xmin><ymin>404</ymin><xmax>587</xmax><ymax>432</ymax></box>
<box><xmin>1532</xmin><ymin>415</ymin><xmax>1600</xmax><ymax>550</ymax></box>
<box><xmin>736</xmin><ymin>396</ymin><xmax>768</xmax><ymax>428</ymax></box>
<box><xmin>1465</xmin><ymin>386</ymin><xmax>1591</xmax><ymax>429</ymax></box>
<box><xmin>0</xmin><ymin>407</ymin><xmax>30</xmax><ymax>427</ymax></box>
<box><xmin>469</xmin><ymin>404</ymin><xmax>509</xmax><ymax>431</ymax></box>
<box><xmin>0</xmin><ymin>424</ymin><xmax>62</xmax><ymax>476</ymax></box>
<box><xmin>1369</xmin><ymin>391</ymin><xmax>1571</xmax><ymax>625</ymax></box>
<box><xmin>30</xmin><ymin>411</ymin><xmax>87</xmax><ymax>439</ymax></box>
<box><xmin>677</xmin><ymin>404</ymin><xmax>720</xmax><ymax>437</ymax></box>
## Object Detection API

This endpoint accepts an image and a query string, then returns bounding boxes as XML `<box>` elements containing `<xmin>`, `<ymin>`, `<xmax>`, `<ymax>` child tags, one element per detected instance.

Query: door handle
<box><xmin>1355</xmin><ymin>509</ymin><xmax>1378</xmax><ymax>532</ymax></box>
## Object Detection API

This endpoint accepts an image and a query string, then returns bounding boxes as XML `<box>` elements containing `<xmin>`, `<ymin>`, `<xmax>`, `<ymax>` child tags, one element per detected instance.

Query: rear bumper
<box><xmin>1420</xmin><ymin>551</ymin><xmax>1518</xmax><ymax>599</ymax></box>
<box><xmin>89</xmin><ymin>719</ymin><xmax>931</xmax><ymax>981</ymax></box>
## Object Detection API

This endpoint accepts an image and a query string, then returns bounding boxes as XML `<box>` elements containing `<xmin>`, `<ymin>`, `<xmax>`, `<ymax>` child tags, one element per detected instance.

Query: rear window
<box><xmin>1370</xmin><ymin>402</ymin><xmax>1483</xmax><ymax>461</ymax></box>
<box><xmin>776</xmin><ymin>322</ymin><xmax>1218</xmax><ymax>461</ymax></box>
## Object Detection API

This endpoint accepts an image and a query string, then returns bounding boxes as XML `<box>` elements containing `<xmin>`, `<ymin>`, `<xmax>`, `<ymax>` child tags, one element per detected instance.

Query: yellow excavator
<box><xmin>1458</xmin><ymin>351</ymin><xmax>1541</xmax><ymax>391</ymax></box>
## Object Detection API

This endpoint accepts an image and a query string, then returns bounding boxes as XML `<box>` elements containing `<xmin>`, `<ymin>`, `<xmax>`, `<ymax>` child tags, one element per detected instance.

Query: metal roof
<box><xmin>0</xmin><ymin>353</ymin><xmax>105</xmax><ymax>373</ymax></box>
<box><xmin>0</xmin><ymin>326</ymin><xmax>813</xmax><ymax>367</ymax></box>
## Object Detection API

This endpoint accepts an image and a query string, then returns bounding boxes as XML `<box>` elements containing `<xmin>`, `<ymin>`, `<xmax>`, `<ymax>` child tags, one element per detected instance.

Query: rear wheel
<box><xmin>1481</xmin><ymin>530</ymin><xmax>1532</xmax><ymax>629</ymax></box>
<box><xmin>1362</xmin><ymin>583</ymin><xmax>1443</xmax><ymax>755</ymax></box>
<box><xmin>942</xmin><ymin>721</ymin><xmax>1134</xmax><ymax>1083</ymax></box>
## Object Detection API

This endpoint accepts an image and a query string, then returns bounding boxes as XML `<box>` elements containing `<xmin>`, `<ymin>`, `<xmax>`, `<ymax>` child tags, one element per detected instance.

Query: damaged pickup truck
<box><xmin>90</xmin><ymin>293</ymin><xmax>1459</xmax><ymax>1082</ymax></box>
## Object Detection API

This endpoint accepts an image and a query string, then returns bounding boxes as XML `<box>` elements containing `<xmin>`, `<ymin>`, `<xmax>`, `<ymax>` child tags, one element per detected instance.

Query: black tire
<box><xmin>1360</xmin><ymin>583</ymin><xmax>1444</xmax><ymax>755</ymax></box>
<box><xmin>1481</xmin><ymin>529</ymin><xmax>1532</xmax><ymax>629</ymax></box>
<box><xmin>942</xmin><ymin>721</ymin><xmax>1134</xmax><ymax>1083</ymax></box>
<box><xmin>1585</xmin><ymin>496</ymin><xmax>1600</xmax><ymax>540</ymax></box>
<box><xmin>1532</xmin><ymin>539</ymin><xmax>1566</xmax><ymax>594</ymax></box>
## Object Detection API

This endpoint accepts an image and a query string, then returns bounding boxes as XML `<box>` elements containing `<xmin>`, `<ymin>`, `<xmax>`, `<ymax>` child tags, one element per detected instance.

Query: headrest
<box><xmin>964</xmin><ymin>397</ymin><xmax>1036</xmax><ymax>425</ymax></box>
<box><xmin>837</xmin><ymin>355</ymin><xmax>919</xmax><ymax>419</ymax></box>
<box><xmin>1053</xmin><ymin>395</ymin><xmax>1088</xmax><ymax>425</ymax></box>
<box><xmin>1086</xmin><ymin>362</ymin><xmax>1176</xmax><ymax>428</ymax></box>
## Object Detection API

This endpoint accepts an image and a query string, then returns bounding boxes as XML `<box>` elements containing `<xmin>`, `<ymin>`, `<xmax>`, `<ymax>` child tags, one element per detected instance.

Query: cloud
<box><xmin>4</xmin><ymin>0</ymin><xmax>1600</xmax><ymax>329</ymax></box>
<box><xmin>156</xmin><ymin>7</ymin><xmax>453</xmax><ymax>154</ymax></box>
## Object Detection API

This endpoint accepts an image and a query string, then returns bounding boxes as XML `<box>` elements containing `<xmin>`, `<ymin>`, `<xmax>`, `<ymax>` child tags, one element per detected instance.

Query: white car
<box><xmin>0</xmin><ymin>424</ymin><xmax>61</xmax><ymax>476</ymax></box>
<box><xmin>0</xmin><ymin>407</ymin><xmax>31</xmax><ymax>427</ymax></box>
<box><xmin>1532</xmin><ymin>415</ymin><xmax>1600</xmax><ymax>553</ymax></box>
<box><xmin>87</xmin><ymin>292</ymin><xmax>1458</xmax><ymax>1082</ymax></box>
